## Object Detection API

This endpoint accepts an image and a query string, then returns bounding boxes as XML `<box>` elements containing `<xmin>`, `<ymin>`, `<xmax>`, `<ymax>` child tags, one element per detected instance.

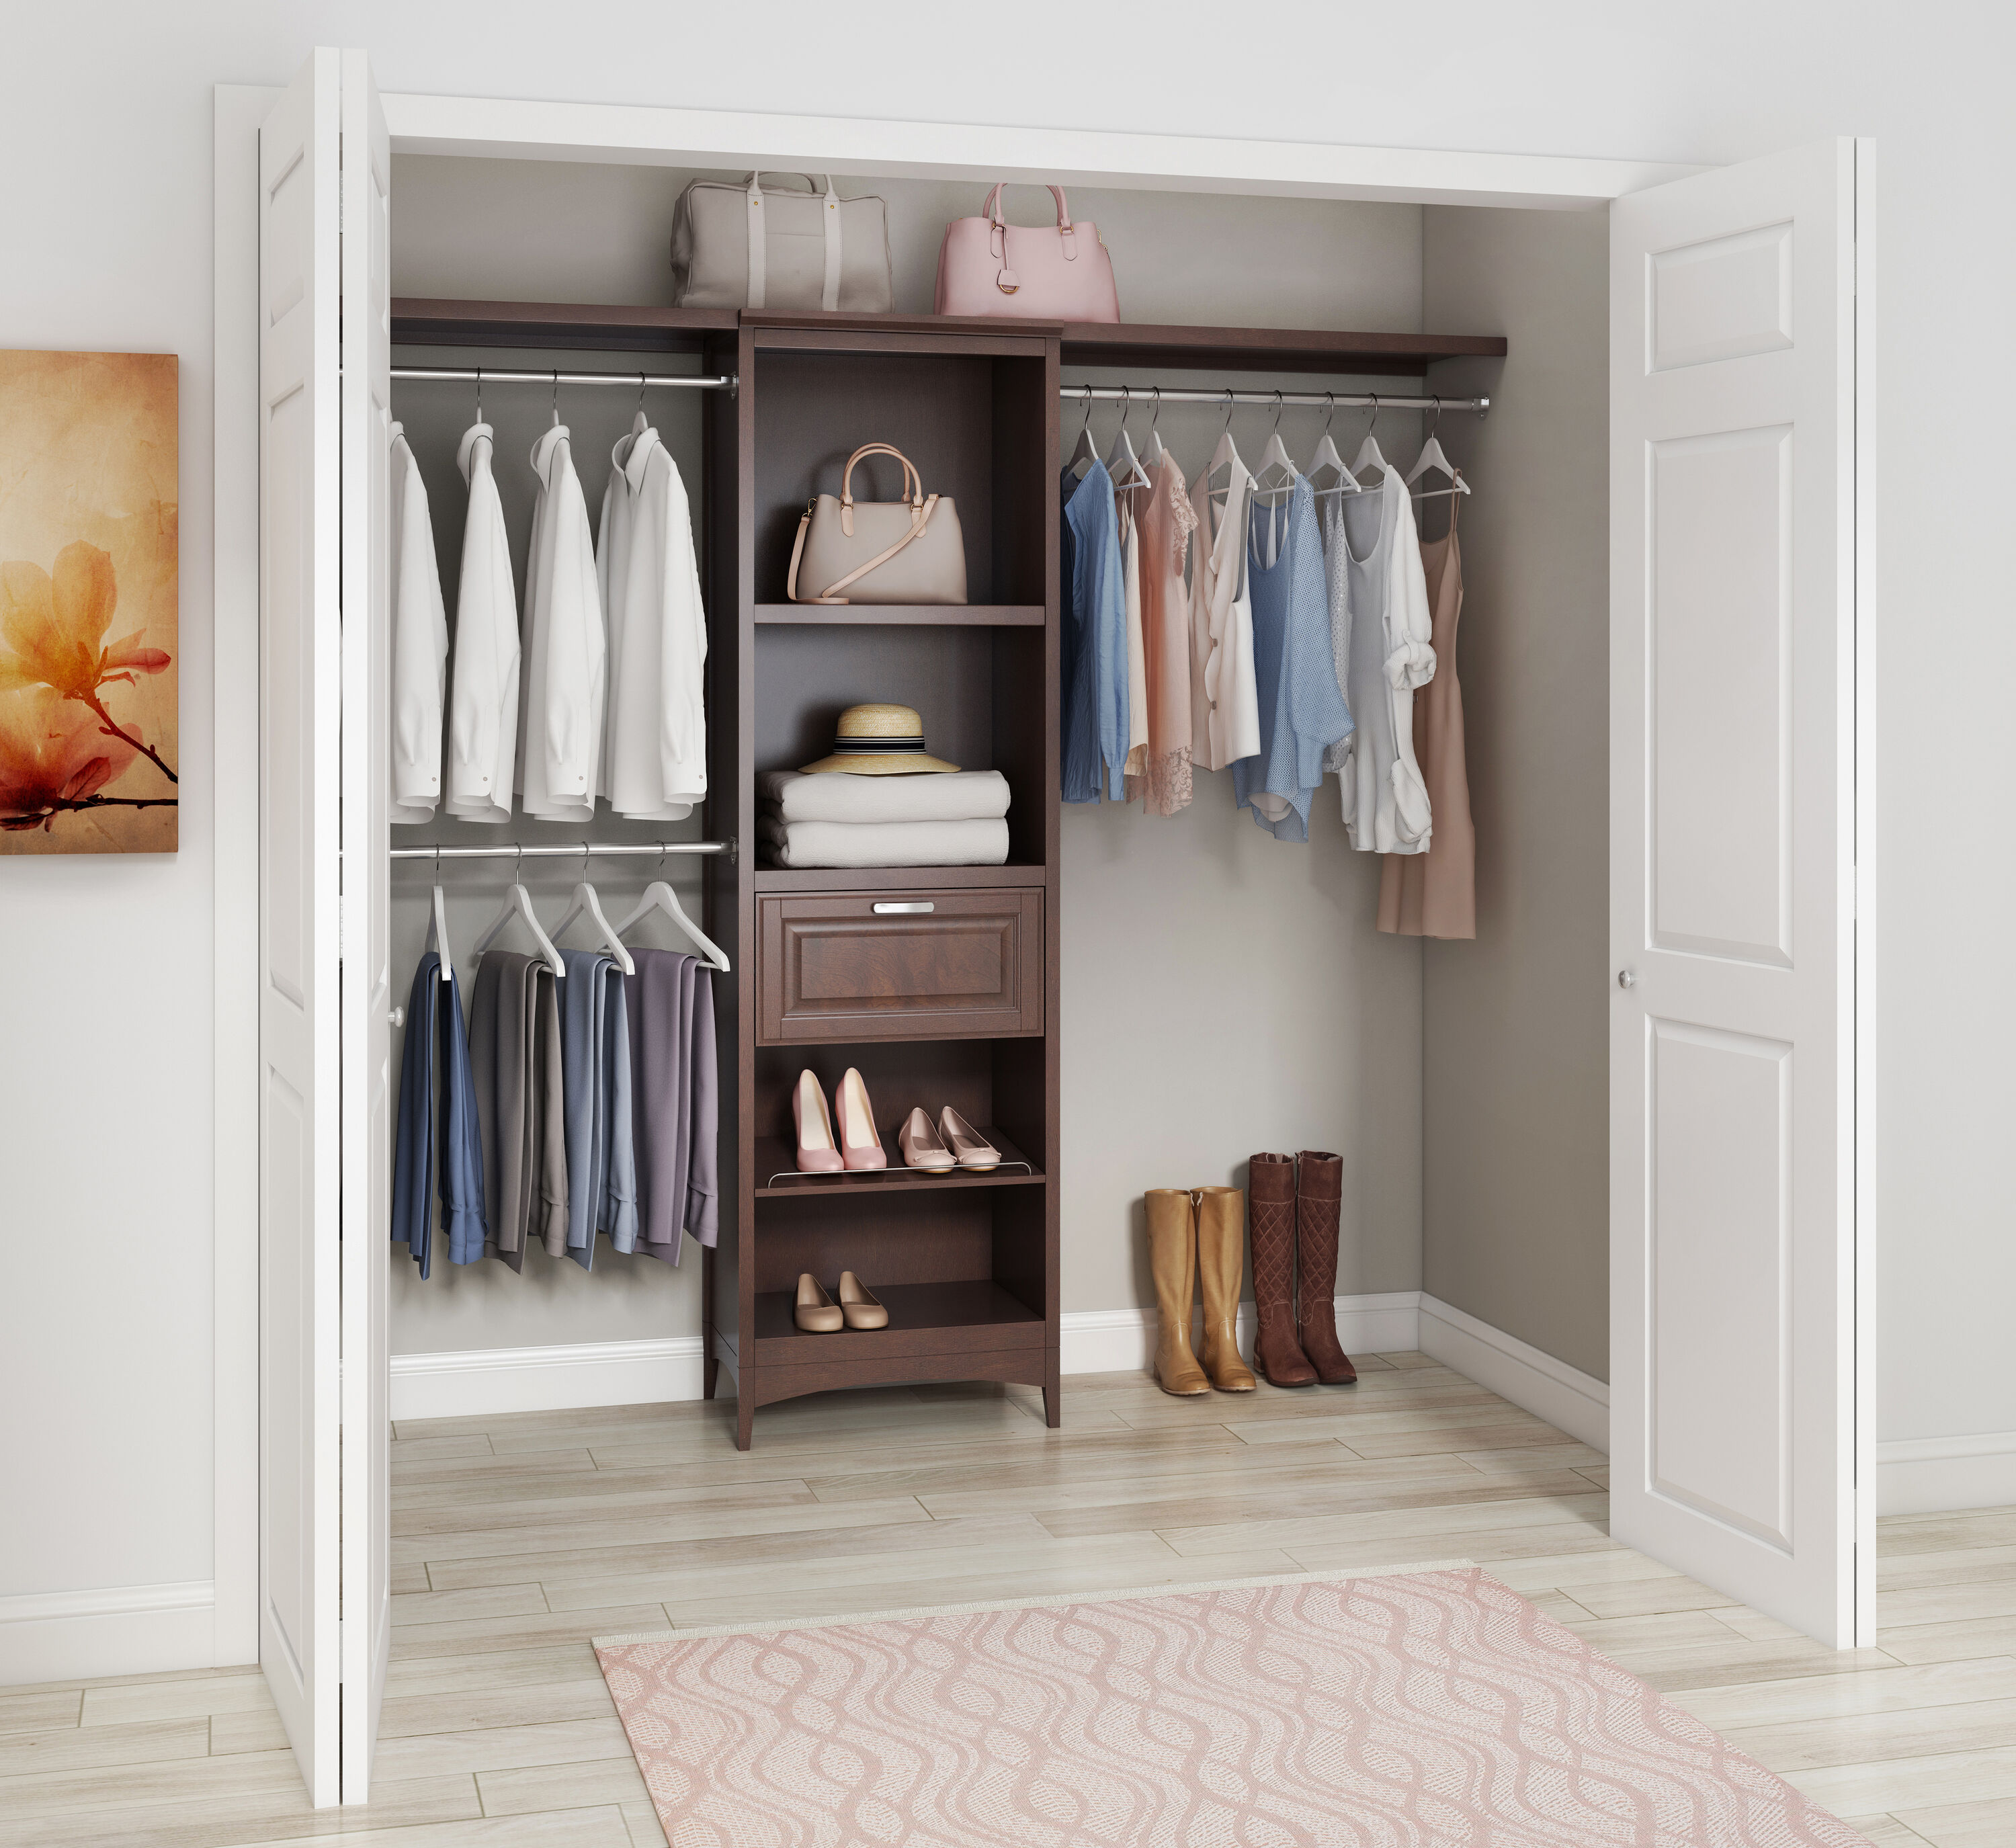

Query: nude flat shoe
<box><xmin>835</xmin><ymin>1067</ymin><xmax>886</xmax><ymax>1171</ymax></box>
<box><xmin>792</xmin><ymin>1069</ymin><xmax>843</xmax><ymax>1173</ymax></box>
<box><xmin>898</xmin><ymin>1107</ymin><xmax>956</xmax><ymax>1171</ymax></box>
<box><xmin>794</xmin><ymin>1273</ymin><xmax>843</xmax><ymax>1333</ymax></box>
<box><xmin>938</xmin><ymin>1107</ymin><xmax>999</xmax><ymax>1172</ymax></box>
<box><xmin>837</xmin><ymin>1271</ymin><xmax>888</xmax><ymax>1330</ymax></box>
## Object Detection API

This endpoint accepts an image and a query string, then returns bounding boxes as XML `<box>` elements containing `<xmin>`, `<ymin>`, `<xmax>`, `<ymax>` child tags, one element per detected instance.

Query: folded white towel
<box><xmin>757</xmin><ymin>814</ymin><xmax>1011</xmax><ymax>869</ymax></box>
<box><xmin>756</xmin><ymin>769</ymin><xmax>1011</xmax><ymax>824</ymax></box>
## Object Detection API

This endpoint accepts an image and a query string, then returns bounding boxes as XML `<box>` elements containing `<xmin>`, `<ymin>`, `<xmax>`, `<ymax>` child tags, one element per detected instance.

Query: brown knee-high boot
<box><xmin>1193</xmin><ymin>1187</ymin><xmax>1257</xmax><ymax>1392</ymax></box>
<box><xmin>1295</xmin><ymin>1150</ymin><xmax>1357</xmax><ymax>1384</ymax></box>
<box><xmin>1144</xmin><ymin>1189</ymin><xmax>1210</xmax><ymax>1396</ymax></box>
<box><xmin>1248</xmin><ymin>1154</ymin><xmax>1316</xmax><ymax>1387</ymax></box>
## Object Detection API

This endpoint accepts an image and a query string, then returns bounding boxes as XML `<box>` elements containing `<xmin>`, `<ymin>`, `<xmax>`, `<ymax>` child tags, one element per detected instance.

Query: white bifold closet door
<box><xmin>1609</xmin><ymin>138</ymin><xmax>1870</xmax><ymax>1648</ymax></box>
<box><xmin>259</xmin><ymin>46</ymin><xmax>393</xmax><ymax>1806</ymax></box>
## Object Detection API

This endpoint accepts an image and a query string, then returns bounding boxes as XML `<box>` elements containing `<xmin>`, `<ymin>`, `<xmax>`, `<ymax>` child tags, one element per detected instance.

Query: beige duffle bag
<box><xmin>788</xmin><ymin>444</ymin><xmax>968</xmax><ymax>606</ymax></box>
<box><xmin>670</xmin><ymin>171</ymin><xmax>894</xmax><ymax>312</ymax></box>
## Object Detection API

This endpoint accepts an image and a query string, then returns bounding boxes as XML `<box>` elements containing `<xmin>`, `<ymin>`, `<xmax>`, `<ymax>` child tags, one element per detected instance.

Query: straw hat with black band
<box><xmin>799</xmin><ymin>703</ymin><xmax>960</xmax><ymax>775</ymax></box>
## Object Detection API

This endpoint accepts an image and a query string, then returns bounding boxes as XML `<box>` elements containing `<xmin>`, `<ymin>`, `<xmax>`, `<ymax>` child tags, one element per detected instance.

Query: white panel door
<box><xmin>1611</xmin><ymin>139</ymin><xmax>1867</xmax><ymax>1647</ymax></box>
<box><xmin>258</xmin><ymin>47</ymin><xmax>341</xmax><ymax>1804</ymax></box>
<box><xmin>337</xmin><ymin>48</ymin><xmax>394</xmax><ymax>1806</ymax></box>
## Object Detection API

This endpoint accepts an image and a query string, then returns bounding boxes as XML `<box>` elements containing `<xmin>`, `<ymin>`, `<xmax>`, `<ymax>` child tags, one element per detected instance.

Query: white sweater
<box><xmin>443</xmin><ymin>423</ymin><xmax>521</xmax><ymax>823</ymax></box>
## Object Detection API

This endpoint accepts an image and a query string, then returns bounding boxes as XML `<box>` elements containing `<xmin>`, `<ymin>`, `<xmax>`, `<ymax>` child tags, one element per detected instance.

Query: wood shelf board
<box><xmin>754</xmin><ymin>1127</ymin><xmax>1041</xmax><ymax>1197</ymax></box>
<box><xmin>753</xmin><ymin>603</ymin><xmax>1046</xmax><ymax>628</ymax></box>
<box><xmin>751</xmin><ymin>1278</ymin><xmax>1044</xmax><ymax>1365</ymax></box>
<box><xmin>390</xmin><ymin>297</ymin><xmax>736</xmax><ymax>353</ymax></box>
<box><xmin>388</xmin><ymin>299</ymin><xmax>1505</xmax><ymax>374</ymax></box>
<box><xmin>1060</xmin><ymin>321</ymin><xmax>1507</xmax><ymax>375</ymax></box>
<box><xmin>750</xmin><ymin>863</ymin><xmax>1048</xmax><ymax>892</ymax></box>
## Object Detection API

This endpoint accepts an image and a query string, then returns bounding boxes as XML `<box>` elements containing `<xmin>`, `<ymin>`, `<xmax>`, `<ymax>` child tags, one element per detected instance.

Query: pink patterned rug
<box><xmin>595</xmin><ymin>1566</ymin><xmax>1870</xmax><ymax>1847</ymax></box>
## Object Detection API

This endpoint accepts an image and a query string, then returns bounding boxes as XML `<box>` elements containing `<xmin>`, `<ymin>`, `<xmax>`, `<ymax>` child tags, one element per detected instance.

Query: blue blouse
<box><xmin>1235</xmin><ymin>476</ymin><xmax>1354</xmax><ymax>841</ymax></box>
<box><xmin>1061</xmin><ymin>462</ymin><xmax>1129</xmax><ymax>802</ymax></box>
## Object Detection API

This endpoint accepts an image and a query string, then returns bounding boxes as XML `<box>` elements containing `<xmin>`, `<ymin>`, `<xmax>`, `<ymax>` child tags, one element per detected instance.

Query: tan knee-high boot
<box><xmin>1193</xmin><ymin>1187</ymin><xmax>1257</xmax><ymax>1392</ymax></box>
<box><xmin>1144</xmin><ymin>1189</ymin><xmax>1210</xmax><ymax>1396</ymax></box>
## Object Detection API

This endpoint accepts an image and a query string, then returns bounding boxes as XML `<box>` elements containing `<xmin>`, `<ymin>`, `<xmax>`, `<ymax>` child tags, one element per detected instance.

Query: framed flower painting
<box><xmin>0</xmin><ymin>349</ymin><xmax>178</xmax><ymax>853</ymax></box>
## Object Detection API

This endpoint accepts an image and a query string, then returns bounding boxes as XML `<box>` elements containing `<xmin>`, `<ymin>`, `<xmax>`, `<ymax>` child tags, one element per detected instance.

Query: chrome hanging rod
<box><xmin>389</xmin><ymin>840</ymin><xmax>734</xmax><ymax>862</ymax></box>
<box><xmin>391</xmin><ymin>367</ymin><xmax>736</xmax><ymax>392</ymax></box>
<box><xmin>1063</xmin><ymin>385</ymin><xmax>1488</xmax><ymax>415</ymax></box>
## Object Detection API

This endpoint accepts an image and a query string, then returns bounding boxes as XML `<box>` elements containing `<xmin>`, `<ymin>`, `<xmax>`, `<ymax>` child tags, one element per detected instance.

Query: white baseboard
<box><xmin>1060</xmin><ymin>1294</ymin><xmax>1422</xmax><ymax>1377</ymax></box>
<box><xmin>1878</xmin><ymin>1431</ymin><xmax>2016</xmax><ymax>1516</ymax></box>
<box><xmin>390</xmin><ymin>1337</ymin><xmax>708</xmax><ymax>1421</ymax></box>
<box><xmin>1417</xmin><ymin>1294</ymin><xmax>1610</xmax><ymax>1454</ymax></box>
<box><xmin>0</xmin><ymin>1580</ymin><xmax>216</xmax><ymax>1687</ymax></box>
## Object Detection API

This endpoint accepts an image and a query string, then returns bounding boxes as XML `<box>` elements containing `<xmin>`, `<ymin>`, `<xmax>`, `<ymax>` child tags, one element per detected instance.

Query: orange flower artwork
<box><xmin>0</xmin><ymin>350</ymin><xmax>177</xmax><ymax>852</ymax></box>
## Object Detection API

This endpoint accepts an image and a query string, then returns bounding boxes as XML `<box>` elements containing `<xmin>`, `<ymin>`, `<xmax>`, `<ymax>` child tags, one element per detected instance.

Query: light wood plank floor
<box><xmin>5</xmin><ymin>1357</ymin><xmax>2013</xmax><ymax>1847</ymax></box>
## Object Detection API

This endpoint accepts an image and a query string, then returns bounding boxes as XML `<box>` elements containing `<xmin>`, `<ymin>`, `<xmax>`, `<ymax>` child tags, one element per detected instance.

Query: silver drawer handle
<box><xmin>873</xmin><ymin>901</ymin><xmax>935</xmax><ymax>915</ymax></box>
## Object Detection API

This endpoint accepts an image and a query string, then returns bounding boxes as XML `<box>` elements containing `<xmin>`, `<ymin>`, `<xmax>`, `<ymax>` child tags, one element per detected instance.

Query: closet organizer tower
<box><xmin>392</xmin><ymin>301</ymin><xmax>1504</xmax><ymax>1450</ymax></box>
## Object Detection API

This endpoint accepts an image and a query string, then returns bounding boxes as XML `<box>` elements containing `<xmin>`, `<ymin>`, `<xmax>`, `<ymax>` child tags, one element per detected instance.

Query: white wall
<box><xmin>4</xmin><ymin>0</ymin><xmax>2011</xmax><ymax>1677</ymax></box>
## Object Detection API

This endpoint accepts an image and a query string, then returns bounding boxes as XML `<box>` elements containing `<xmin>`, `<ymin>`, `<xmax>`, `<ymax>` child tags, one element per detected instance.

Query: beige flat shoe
<box><xmin>837</xmin><ymin>1271</ymin><xmax>888</xmax><ymax>1330</ymax></box>
<box><xmin>938</xmin><ymin>1107</ymin><xmax>999</xmax><ymax>1172</ymax></box>
<box><xmin>793</xmin><ymin>1273</ymin><xmax>843</xmax><ymax>1333</ymax></box>
<box><xmin>898</xmin><ymin>1107</ymin><xmax>957</xmax><ymax>1171</ymax></box>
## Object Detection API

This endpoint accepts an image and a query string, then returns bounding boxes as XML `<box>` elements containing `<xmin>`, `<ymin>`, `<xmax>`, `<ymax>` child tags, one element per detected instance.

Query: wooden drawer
<box><xmin>757</xmin><ymin>888</ymin><xmax>1044</xmax><ymax>1043</ymax></box>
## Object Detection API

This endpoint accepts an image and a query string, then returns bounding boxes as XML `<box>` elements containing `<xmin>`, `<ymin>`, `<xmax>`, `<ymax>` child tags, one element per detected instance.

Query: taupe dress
<box><xmin>1378</xmin><ymin>497</ymin><xmax>1476</xmax><ymax>937</ymax></box>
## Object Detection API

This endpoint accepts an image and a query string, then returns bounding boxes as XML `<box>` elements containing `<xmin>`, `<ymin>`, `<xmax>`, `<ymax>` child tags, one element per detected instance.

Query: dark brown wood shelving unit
<box><xmin>390</xmin><ymin>297</ymin><xmax>1506</xmax><ymax>1450</ymax></box>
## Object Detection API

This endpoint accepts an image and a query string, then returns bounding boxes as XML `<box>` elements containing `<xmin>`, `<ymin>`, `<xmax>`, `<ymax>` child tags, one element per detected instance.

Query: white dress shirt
<box><xmin>444</xmin><ymin>422</ymin><xmax>521</xmax><ymax>823</ymax></box>
<box><xmin>388</xmin><ymin>423</ymin><xmax>448</xmax><ymax>822</ymax></box>
<box><xmin>605</xmin><ymin>427</ymin><xmax>707</xmax><ymax>820</ymax></box>
<box><xmin>595</xmin><ymin>414</ymin><xmax>646</xmax><ymax>803</ymax></box>
<box><xmin>516</xmin><ymin>423</ymin><xmax>606</xmax><ymax>820</ymax></box>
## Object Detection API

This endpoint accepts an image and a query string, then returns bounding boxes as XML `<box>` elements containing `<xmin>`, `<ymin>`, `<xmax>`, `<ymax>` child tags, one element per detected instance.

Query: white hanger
<box><xmin>613</xmin><ymin>847</ymin><xmax>731</xmax><ymax>973</ymax></box>
<box><xmin>547</xmin><ymin>845</ymin><xmax>637</xmax><ymax>976</ymax></box>
<box><xmin>1404</xmin><ymin>397</ymin><xmax>1472</xmax><ymax>501</ymax></box>
<box><xmin>1142</xmin><ymin>387</ymin><xmax>1169</xmax><ymax>467</ymax></box>
<box><xmin>423</xmin><ymin>847</ymin><xmax>453</xmax><ymax>984</ymax></box>
<box><xmin>1251</xmin><ymin>390</ymin><xmax>1298</xmax><ymax>503</ymax></box>
<box><xmin>1067</xmin><ymin>386</ymin><xmax>1099</xmax><ymax>480</ymax></box>
<box><xmin>1105</xmin><ymin>386</ymin><xmax>1150</xmax><ymax>493</ymax></box>
<box><xmin>471</xmin><ymin>847</ymin><xmax>566</xmax><ymax>976</ymax></box>
<box><xmin>1204</xmin><ymin>392</ymin><xmax>1247</xmax><ymax>503</ymax></box>
<box><xmin>1350</xmin><ymin>394</ymin><xmax>1392</xmax><ymax>482</ymax></box>
<box><xmin>1307</xmin><ymin>392</ymin><xmax>1362</xmax><ymax>499</ymax></box>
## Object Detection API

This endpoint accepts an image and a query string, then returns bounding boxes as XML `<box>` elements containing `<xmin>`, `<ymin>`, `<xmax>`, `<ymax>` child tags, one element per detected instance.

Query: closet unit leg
<box><xmin>1043</xmin><ymin>1370</ymin><xmax>1062</xmax><ymax>1429</ymax></box>
<box><xmin>735</xmin><ymin>1393</ymin><xmax>755</xmax><ymax>1452</ymax></box>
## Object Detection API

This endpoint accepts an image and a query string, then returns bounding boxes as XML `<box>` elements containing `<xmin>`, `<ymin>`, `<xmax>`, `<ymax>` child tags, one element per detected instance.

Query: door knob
<box><xmin>1616</xmin><ymin>970</ymin><xmax>1636</xmax><ymax>991</ymax></box>
<box><xmin>390</xmin><ymin>1005</ymin><xmax>406</xmax><ymax>1026</ymax></box>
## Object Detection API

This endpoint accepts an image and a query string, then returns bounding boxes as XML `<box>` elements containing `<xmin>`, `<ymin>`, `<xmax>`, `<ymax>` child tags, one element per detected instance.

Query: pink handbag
<box><xmin>933</xmin><ymin>183</ymin><xmax>1120</xmax><ymax>323</ymax></box>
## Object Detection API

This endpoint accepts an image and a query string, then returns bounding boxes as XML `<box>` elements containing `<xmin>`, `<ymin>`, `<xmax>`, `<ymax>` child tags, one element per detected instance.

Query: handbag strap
<box><xmin>839</xmin><ymin>443</ymin><xmax>924</xmax><ymax>536</ymax></box>
<box><xmin>789</xmin><ymin>495</ymin><xmax>941</xmax><ymax>604</ymax></box>
<box><xmin>743</xmin><ymin>173</ymin><xmax>843</xmax><ymax>312</ymax></box>
<box><xmin>981</xmin><ymin>182</ymin><xmax>1077</xmax><ymax>265</ymax></box>
<box><xmin>984</xmin><ymin>182</ymin><xmax>1071</xmax><ymax>230</ymax></box>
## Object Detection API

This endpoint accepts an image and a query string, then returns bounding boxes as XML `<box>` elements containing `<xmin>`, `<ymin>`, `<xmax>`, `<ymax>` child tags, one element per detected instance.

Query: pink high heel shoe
<box><xmin>792</xmin><ymin>1069</ymin><xmax>843</xmax><ymax>1173</ymax></box>
<box><xmin>835</xmin><ymin>1068</ymin><xmax>886</xmax><ymax>1171</ymax></box>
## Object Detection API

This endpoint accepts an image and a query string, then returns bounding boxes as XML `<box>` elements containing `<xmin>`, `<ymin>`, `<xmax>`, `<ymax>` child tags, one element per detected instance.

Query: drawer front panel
<box><xmin>759</xmin><ymin>890</ymin><xmax>1044</xmax><ymax>1042</ymax></box>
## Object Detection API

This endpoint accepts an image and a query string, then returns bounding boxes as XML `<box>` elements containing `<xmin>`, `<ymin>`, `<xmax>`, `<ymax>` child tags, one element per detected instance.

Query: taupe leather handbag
<box><xmin>788</xmin><ymin>445</ymin><xmax>968</xmax><ymax>606</ymax></box>
<box><xmin>670</xmin><ymin>172</ymin><xmax>894</xmax><ymax>312</ymax></box>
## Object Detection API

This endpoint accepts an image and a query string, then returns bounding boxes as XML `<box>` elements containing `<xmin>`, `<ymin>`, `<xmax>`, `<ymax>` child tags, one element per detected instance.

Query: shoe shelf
<box><xmin>750</xmin><ymin>1278</ymin><xmax>1043</xmax><ymax>1366</ymax></box>
<box><xmin>753</xmin><ymin>1126</ymin><xmax>1042</xmax><ymax>1197</ymax></box>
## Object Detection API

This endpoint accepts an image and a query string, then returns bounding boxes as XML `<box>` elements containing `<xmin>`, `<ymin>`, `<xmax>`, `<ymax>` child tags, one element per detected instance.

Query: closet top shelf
<box><xmin>390</xmin><ymin>299</ymin><xmax>1506</xmax><ymax>374</ymax></box>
